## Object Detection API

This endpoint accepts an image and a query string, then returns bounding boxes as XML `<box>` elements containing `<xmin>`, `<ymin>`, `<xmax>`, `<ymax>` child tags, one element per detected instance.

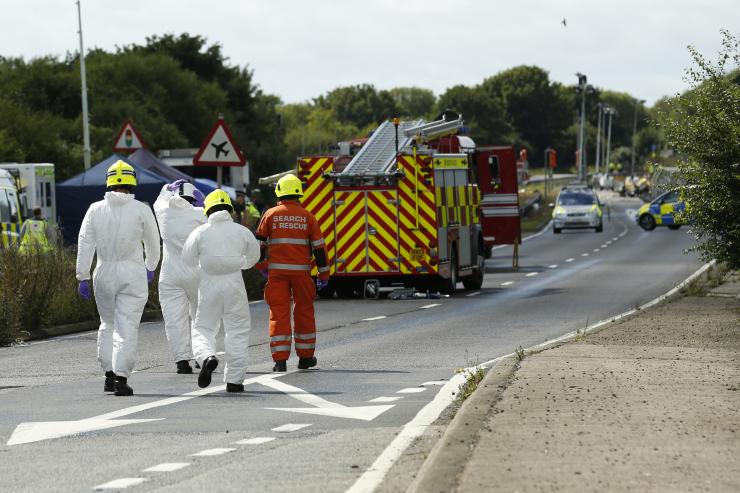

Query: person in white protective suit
<box><xmin>76</xmin><ymin>160</ymin><xmax>160</xmax><ymax>396</ymax></box>
<box><xmin>153</xmin><ymin>179</ymin><xmax>206</xmax><ymax>375</ymax></box>
<box><xmin>182</xmin><ymin>189</ymin><xmax>260</xmax><ymax>393</ymax></box>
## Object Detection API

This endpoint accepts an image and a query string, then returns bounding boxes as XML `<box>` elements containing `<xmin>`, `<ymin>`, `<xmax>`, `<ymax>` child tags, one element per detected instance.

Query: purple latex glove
<box><xmin>78</xmin><ymin>280</ymin><xmax>91</xmax><ymax>300</ymax></box>
<box><xmin>192</xmin><ymin>188</ymin><xmax>205</xmax><ymax>208</ymax></box>
<box><xmin>316</xmin><ymin>279</ymin><xmax>329</xmax><ymax>290</ymax></box>
<box><xmin>167</xmin><ymin>179</ymin><xmax>188</xmax><ymax>192</ymax></box>
<box><xmin>259</xmin><ymin>268</ymin><xmax>269</xmax><ymax>279</ymax></box>
<box><xmin>147</xmin><ymin>270</ymin><xmax>155</xmax><ymax>284</ymax></box>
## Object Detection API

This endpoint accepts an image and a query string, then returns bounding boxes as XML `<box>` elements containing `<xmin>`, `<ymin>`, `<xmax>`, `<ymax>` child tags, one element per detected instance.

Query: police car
<box><xmin>550</xmin><ymin>186</ymin><xmax>604</xmax><ymax>234</ymax></box>
<box><xmin>636</xmin><ymin>190</ymin><xmax>686</xmax><ymax>231</ymax></box>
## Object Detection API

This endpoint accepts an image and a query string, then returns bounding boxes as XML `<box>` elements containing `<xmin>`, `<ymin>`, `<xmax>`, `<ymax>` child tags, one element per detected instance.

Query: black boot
<box><xmin>104</xmin><ymin>371</ymin><xmax>115</xmax><ymax>392</ymax></box>
<box><xmin>273</xmin><ymin>360</ymin><xmax>287</xmax><ymax>372</ymax></box>
<box><xmin>114</xmin><ymin>376</ymin><xmax>133</xmax><ymax>396</ymax></box>
<box><xmin>194</xmin><ymin>361</ymin><xmax>201</xmax><ymax>369</ymax></box>
<box><xmin>198</xmin><ymin>356</ymin><xmax>219</xmax><ymax>388</ymax></box>
<box><xmin>298</xmin><ymin>357</ymin><xmax>317</xmax><ymax>370</ymax></box>
<box><xmin>226</xmin><ymin>383</ymin><xmax>244</xmax><ymax>393</ymax></box>
<box><xmin>176</xmin><ymin>360</ymin><xmax>193</xmax><ymax>374</ymax></box>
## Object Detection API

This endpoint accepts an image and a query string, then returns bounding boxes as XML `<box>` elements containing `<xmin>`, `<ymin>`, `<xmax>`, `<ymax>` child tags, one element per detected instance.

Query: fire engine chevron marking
<box><xmin>262</xmin><ymin>378</ymin><xmax>394</xmax><ymax>421</ymax></box>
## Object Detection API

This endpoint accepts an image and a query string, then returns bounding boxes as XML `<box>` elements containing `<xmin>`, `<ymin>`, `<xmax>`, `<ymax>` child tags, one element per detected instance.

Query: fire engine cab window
<box><xmin>0</xmin><ymin>190</ymin><xmax>11</xmax><ymax>222</ymax></box>
<box><xmin>488</xmin><ymin>156</ymin><xmax>500</xmax><ymax>180</ymax></box>
<box><xmin>7</xmin><ymin>189</ymin><xmax>18</xmax><ymax>219</ymax></box>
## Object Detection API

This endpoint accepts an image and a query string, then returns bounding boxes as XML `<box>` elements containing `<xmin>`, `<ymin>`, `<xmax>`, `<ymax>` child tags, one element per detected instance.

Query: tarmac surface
<box><xmin>414</xmin><ymin>271</ymin><xmax>740</xmax><ymax>492</ymax></box>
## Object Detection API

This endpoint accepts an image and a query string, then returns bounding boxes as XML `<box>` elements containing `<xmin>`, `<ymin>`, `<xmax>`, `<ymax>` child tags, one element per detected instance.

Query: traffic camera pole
<box><xmin>595</xmin><ymin>103</ymin><xmax>603</xmax><ymax>175</ymax></box>
<box><xmin>605</xmin><ymin>108</ymin><xmax>614</xmax><ymax>172</ymax></box>
<box><xmin>76</xmin><ymin>0</ymin><xmax>91</xmax><ymax>170</ymax></box>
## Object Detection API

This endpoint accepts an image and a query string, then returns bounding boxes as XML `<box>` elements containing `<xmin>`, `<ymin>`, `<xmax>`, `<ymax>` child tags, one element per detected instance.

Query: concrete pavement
<box><xmin>411</xmin><ymin>269</ymin><xmax>740</xmax><ymax>492</ymax></box>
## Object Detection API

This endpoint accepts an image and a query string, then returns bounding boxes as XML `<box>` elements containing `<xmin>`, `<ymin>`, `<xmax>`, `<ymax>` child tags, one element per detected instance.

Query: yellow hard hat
<box><xmin>203</xmin><ymin>189</ymin><xmax>233</xmax><ymax>216</ymax></box>
<box><xmin>106</xmin><ymin>160</ymin><xmax>137</xmax><ymax>188</ymax></box>
<box><xmin>275</xmin><ymin>173</ymin><xmax>303</xmax><ymax>198</ymax></box>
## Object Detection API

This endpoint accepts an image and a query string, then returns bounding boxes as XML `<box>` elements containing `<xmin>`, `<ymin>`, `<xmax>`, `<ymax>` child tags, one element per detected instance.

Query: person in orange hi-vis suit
<box><xmin>255</xmin><ymin>174</ymin><xmax>329</xmax><ymax>372</ymax></box>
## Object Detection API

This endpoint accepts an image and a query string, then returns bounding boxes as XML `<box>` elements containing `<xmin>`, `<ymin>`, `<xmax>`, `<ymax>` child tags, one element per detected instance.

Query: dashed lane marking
<box><xmin>189</xmin><ymin>448</ymin><xmax>235</xmax><ymax>457</ymax></box>
<box><xmin>362</xmin><ymin>316</ymin><xmax>387</xmax><ymax>321</ymax></box>
<box><xmin>612</xmin><ymin>237</ymin><xmax>619</xmax><ymax>241</ymax></box>
<box><xmin>421</xmin><ymin>381</ymin><xmax>447</xmax><ymax>386</ymax></box>
<box><xmin>420</xmin><ymin>303</ymin><xmax>441</xmax><ymax>309</ymax></box>
<box><xmin>369</xmin><ymin>396</ymin><xmax>403</xmax><ymax>403</ymax></box>
<box><xmin>601</xmin><ymin>244</ymin><xmax>608</xmax><ymax>248</ymax></box>
<box><xmin>465</xmin><ymin>292</ymin><xmax>481</xmax><ymax>297</ymax></box>
<box><xmin>525</xmin><ymin>272</ymin><xmax>539</xmax><ymax>277</ymax></box>
<box><xmin>582</xmin><ymin>253</ymin><xmax>590</xmax><ymax>257</ymax></box>
<box><xmin>565</xmin><ymin>258</ymin><xmax>575</xmax><ymax>263</ymax></box>
<box><xmin>593</xmin><ymin>248</ymin><xmax>600</xmax><ymax>252</ymax></box>
<box><xmin>94</xmin><ymin>478</ymin><xmax>147</xmax><ymax>490</ymax></box>
<box><xmin>272</xmin><ymin>423</ymin><xmax>312</xmax><ymax>433</ymax></box>
<box><xmin>548</xmin><ymin>264</ymin><xmax>558</xmax><ymax>269</ymax></box>
<box><xmin>397</xmin><ymin>388</ymin><xmax>426</xmax><ymax>394</ymax></box>
<box><xmin>501</xmin><ymin>281</ymin><xmax>514</xmax><ymax>286</ymax></box>
<box><xmin>233</xmin><ymin>437</ymin><xmax>276</xmax><ymax>445</ymax></box>
<box><xmin>143</xmin><ymin>463</ymin><xmax>190</xmax><ymax>473</ymax></box>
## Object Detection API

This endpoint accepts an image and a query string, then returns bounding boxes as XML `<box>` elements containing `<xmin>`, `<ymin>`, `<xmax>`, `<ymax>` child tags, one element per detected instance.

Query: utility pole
<box><xmin>575</xmin><ymin>73</ymin><xmax>588</xmax><ymax>182</ymax></box>
<box><xmin>595</xmin><ymin>102</ymin><xmax>603</xmax><ymax>175</ymax></box>
<box><xmin>630</xmin><ymin>98</ymin><xmax>645</xmax><ymax>176</ymax></box>
<box><xmin>605</xmin><ymin>106</ymin><xmax>615</xmax><ymax>172</ymax></box>
<box><xmin>76</xmin><ymin>0</ymin><xmax>91</xmax><ymax>170</ymax></box>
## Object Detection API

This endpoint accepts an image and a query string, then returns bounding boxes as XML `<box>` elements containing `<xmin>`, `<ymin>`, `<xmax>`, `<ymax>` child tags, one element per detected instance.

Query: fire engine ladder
<box><xmin>341</xmin><ymin>119</ymin><xmax>423</xmax><ymax>175</ymax></box>
<box><xmin>403</xmin><ymin>116</ymin><xmax>463</xmax><ymax>140</ymax></box>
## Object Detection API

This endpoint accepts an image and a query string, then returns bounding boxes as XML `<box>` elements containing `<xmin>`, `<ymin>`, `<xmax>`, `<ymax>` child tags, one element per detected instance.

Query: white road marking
<box><xmin>420</xmin><ymin>303</ymin><xmax>441</xmax><ymax>309</ymax></box>
<box><xmin>348</xmin><ymin>261</ymin><xmax>714</xmax><ymax>493</ymax></box>
<box><xmin>593</xmin><ymin>248</ymin><xmax>600</xmax><ymax>252</ymax></box>
<box><xmin>94</xmin><ymin>478</ymin><xmax>147</xmax><ymax>490</ymax></box>
<box><xmin>525</xmin><ymin>272</ymin><xmax>539</xmax><ymax>277</ymax></box>
<box><xmin>581</xmin><ymin>253</ymin><xmax>590</xmax><ymax>257</ymax></box>
<box><xmin>262</xmin><ymin>378</ymin><xmax>394</xmax><ymax>421</ymax></box>
<box><xmin>362</xmin><ymin>316</ymin><xmax>387</xmax><ymax>321</ymax></box>
<box><xmin>606</xmin><ymin>241</ymin><xmax>612</xmax><ymax>245</ymax></box>
<box><xmin>397</xmin><ymin>387</ymin><xmax>426</xmax><ymax>394</ymax></box>
<box><xmin>465</xmin><ymin>291</ymin><xmax>481</xmax><ymax>297</ymax></box>
<box><xmin>233</xmin><ymin>437</ymin><xmax>276</xmax><ymax>445</ymax></box>
<box><xmin>347</xmin><ymin>373</ymin><xmax>467</xmax><ymax>493</ymax></box>
<box><xmin>619</xmin><ymin>232</ymin><xmax>626</xmax><ymax>237</ymax></box>
<box><xmin>493</xmin><ymin>221</ymin><xmax>552</xmax><ymax>250</ymax></box>
<box><xmin>601</xmin><ymin>244</ymin><xmax>608</xmax><ymax>248</ymax></box>
<box><xmin>565</xmin><ymin>258</ymin><xmax>575</xmax><ymax>263</ymax></box>
<box><xmin>369</xmin><ymin>396</ymin><xmax>403</xmax><ymax>403</ymax></box>
<box><xmin>272</xmin><ymin>423</ymin><xmax>312</xmax><ymax>433</ymax></box>
<box><xmin>189</xmin><ymin>448</ymin><xmax>235</xmax><ymax>457</ymax></box>
<box><xmin>6</xmin><ymin>372</ymin><xmax>289</xmax><ymax>446</ymax></box>
<box><xmin>612</xmin><ymin>237</ymin><xmax>618</xmax><ymax>241</ymax></box>
<box><xmin>500</xmin><ymin>281</ymin><xmax>514</xmax><ymax>286</ymax></box>
<box><xmin>216</xmin><ymin>351</ymin><xmax>225</xmax><ymax>356</ymax></box>
<box><xmin>143</xmin><ymin>463</ymin><xmax>190</xmax><ymax>473</ymax></box>
<box><xmin>421</xmin><ymin>381</ymin><xmax>447</xmax><ymax>386</ymax></box>
<box><xmin>548</xmin><ymin>264</ymin><xmax>558</xmax><ymax>269</ymax></box>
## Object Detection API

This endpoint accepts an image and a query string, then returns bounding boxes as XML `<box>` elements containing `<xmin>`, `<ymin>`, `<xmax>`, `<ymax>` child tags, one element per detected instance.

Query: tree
<box><xmin>436</xmin><ymin>84</ymin><xmax>517</xmax><ymax>146</ymax></box>
<box><xmin>388</xmin><ymin>87</ymin><xmax>436</xmax><ymax>119</ymax></box>
<box><xmin>656</xmin><ymin>29</ymin><xmax>740</xmax><ymax>268</ymax></box>
<box><xmin>481</xmin><ymin>66</ymin><xmax>573</xmax><ymax>165</ymax></box>
<box><xmin>315</xmin><ymin>84</ymin><xmax>398</xmax><ymax>128</ymax></box>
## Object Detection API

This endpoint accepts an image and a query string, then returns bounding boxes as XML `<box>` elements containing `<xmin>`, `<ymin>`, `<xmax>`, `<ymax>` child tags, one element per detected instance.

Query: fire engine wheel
<box><xmin>462</xmin><ymin>255</ymin><xmax>485</xmax><ymax>291</ymax></box>
<box><xmin>484</xmin><ymin>244</ymin><xmax>493</xmax><ymax>259</ymax></box>
<box><xmin>439</xmin><ymin>251</ymin><xmax>458</xmax><ymax>295</ymax></box>
<box><xmin>336</xmin><ymin>284</ymin><xmax>356</xmax><ymax>299</ymax></box>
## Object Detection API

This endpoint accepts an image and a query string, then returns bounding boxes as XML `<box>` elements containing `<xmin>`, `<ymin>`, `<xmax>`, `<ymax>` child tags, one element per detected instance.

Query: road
<box><xmin>0</xmin><ymin>193</ymin><xmax>703</xmax><ymax>492</ymax></box>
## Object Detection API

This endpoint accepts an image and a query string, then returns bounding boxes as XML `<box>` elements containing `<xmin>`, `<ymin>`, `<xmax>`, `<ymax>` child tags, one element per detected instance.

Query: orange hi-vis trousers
<box><xmin>264</xmin><ymin>271</ymin><xmax>316</xmax><ymax>362</ymax></box>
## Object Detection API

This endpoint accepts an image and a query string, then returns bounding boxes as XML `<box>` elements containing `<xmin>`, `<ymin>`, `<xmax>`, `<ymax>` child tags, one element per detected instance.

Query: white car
<box><xmin>550</xmin><ymin>187</ymin><xmax>604</xmax><ymax>234</ymax></box>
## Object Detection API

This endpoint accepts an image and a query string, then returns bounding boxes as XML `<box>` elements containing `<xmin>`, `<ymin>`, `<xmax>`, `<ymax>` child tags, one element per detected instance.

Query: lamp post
<box><xmin>595</xmin><ymin>102</ymin><xmax>604</xmax><ymax>175</ymax></box>
<box><xmin>575</xmin><ymin>73</ymin><xmax>588</xmax><ymax>182</ymax></box>
<box><xmin>604</xmin><ymin>106</ymin><xmax>615</xmax><ymax>173</ymax></box>
<box><xmin>76</xmin><ymin>0</ymin><xmax>91</xmax><ymax>170</ymax></box>
<box><xmin>630</xmin><ymin>98</ymin><xmax>645</xmax><ymax>175</ymax></box>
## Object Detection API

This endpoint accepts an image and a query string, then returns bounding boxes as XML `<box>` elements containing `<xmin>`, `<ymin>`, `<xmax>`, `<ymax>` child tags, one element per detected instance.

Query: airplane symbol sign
<box><xmin>193</xmin><ymin>118</ymin><xmax>245</xmax><ymax>167</ymax></box>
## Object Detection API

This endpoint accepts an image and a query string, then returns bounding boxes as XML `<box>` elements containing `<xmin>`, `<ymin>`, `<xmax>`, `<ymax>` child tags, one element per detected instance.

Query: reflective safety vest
<box><xmin>19</xmin><ymin>219</ymin><xmax>51</xmax><ymax>254</ymax></box>
<box><xmin>256</xmin><ymin>200</ymin><xmax>329</xmax><ymax>278</ymax></box>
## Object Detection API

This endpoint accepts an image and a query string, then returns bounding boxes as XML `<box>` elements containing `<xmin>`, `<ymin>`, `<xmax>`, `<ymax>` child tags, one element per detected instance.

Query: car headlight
<box><xmin>553</xmin><ymin>206</ymin><xmax>566</xmax><ymax>217</ymax></box>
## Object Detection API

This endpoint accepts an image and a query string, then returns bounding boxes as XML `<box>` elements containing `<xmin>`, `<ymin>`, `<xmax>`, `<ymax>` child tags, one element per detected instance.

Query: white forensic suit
<box><xmin>181</xmin><ymin>210</ymin><xmax>260</xmax><ymax>384</ymax></box>
<box><xmin>76</xmin><ymin>191</ymin><xmax>161</xmax><ymax>378</ymax></box>
<box><xmin>153</xmin><ymin>185</ymin><xmax>206</xmax><ymax>364</ymax></box>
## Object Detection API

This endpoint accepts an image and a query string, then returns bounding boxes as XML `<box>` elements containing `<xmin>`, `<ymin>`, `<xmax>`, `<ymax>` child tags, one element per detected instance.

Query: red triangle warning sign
<box><xmin>112</xmin><ymin>119</ymin><xmax>145</xmax><ymax>152</ymax></box>
<box><xmin>193</xmin><ymin>118</ymin><xmax>246</xmax><ymax>167</ymax></box>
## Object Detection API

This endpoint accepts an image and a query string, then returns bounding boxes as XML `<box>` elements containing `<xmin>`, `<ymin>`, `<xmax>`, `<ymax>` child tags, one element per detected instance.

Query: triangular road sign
<box><xmin>112</xmin><ymin>119</ymin><xmax>145</xmax><ymax>152</ymax></box>
<box><xmin>193</xmin><ymin>117</ymin><xmax>246</xmax><ymax>167</ymax></box>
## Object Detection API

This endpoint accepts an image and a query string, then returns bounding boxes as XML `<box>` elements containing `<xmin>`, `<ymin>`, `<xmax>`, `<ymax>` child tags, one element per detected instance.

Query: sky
<box><xmin>1</xmin><ymin>0</ymin><xmax>738</xmax><ymax>106</ymax></box>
